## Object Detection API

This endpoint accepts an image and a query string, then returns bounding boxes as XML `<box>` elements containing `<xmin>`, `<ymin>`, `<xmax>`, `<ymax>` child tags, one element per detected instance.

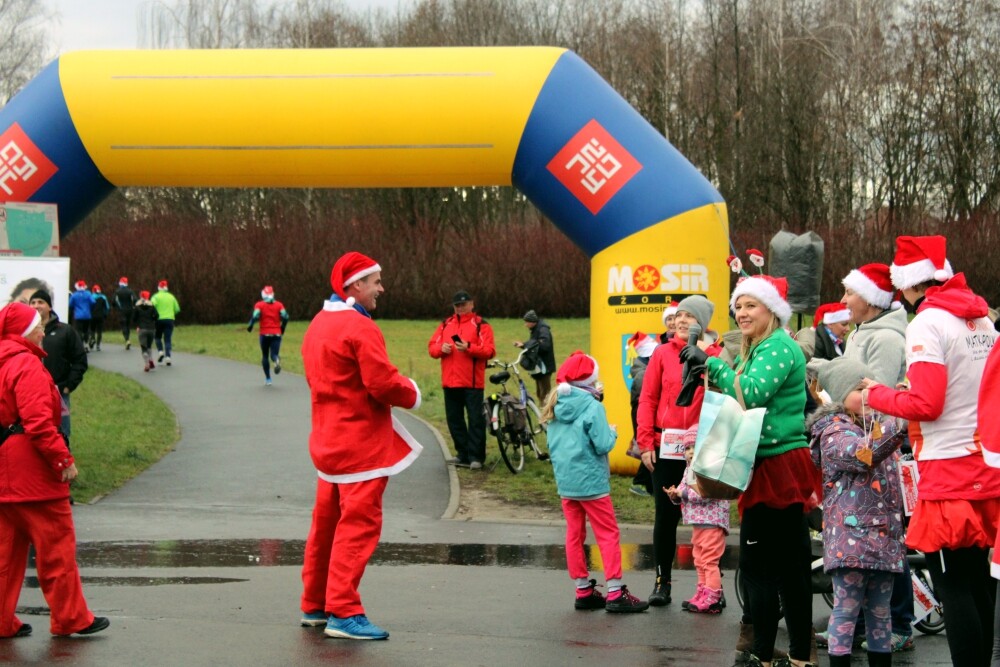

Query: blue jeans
<box><xmin>60</xmin><ymin>393</ymin><xmax>71</xmax><ymax>440</ymax></box>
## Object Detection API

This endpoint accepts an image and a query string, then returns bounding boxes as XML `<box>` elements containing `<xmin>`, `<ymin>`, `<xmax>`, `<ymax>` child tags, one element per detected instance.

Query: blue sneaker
<box><xmin>300</xmin><ymin>611</ymin><xmax>327</xmax><ymax>627</ymax></box>
<box><xmin>265</xmin><ymin>378</ymin><xmax>273</xmax><ymax>386</ymax></box>
<box><xmin>324</xmin><ymin>614</ymin><xmax>389</xmax><ymax>640</ymax></box>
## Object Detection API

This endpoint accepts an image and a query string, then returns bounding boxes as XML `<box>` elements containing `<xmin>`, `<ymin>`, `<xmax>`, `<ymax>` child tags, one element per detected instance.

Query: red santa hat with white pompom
<box><xmin>890</xmin><ymin>235</ymin><xmax>954</xmax><ymax>290</ymax></box>
<box><xmin>330</xmin><ymin>252</ymin><xmax>382</xmax><ymax>308</ymax></box>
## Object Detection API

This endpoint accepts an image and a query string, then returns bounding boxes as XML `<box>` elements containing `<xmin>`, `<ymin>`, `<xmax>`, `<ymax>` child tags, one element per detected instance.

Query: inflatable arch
<box><xmin>0</xmin><ymin>47</ymin><xmax>728</xmax><ymax>473</ymax></box>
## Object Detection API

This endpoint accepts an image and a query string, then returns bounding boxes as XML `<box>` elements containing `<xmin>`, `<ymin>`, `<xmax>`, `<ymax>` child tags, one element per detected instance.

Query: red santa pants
<box><xmin>0</xmin><ymin>500</ymin><xmax>93</xmax><ymax>636</ymax></box>
<box><xmin>561</xmin><ymin>496</ymin><xmax>623</xmax><ymax>583</ymax></box>
<box><xmin>301</xmin><ymin>476</ymin><xmax>387</xmax><ymax>618</ymax></box>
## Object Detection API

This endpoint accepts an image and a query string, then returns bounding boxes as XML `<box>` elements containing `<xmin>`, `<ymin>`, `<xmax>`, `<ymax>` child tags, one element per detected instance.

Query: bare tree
<box><xmin>0</xmin><ymin>0</ymin><xmax>52</xmax><ymax>106</ymax></box>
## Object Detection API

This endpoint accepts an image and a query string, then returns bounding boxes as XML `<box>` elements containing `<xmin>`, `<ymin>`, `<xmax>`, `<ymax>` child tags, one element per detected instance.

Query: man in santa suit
<box><xmin>299</xmin><ymin>251</ymin><xmax>422</xmax><ymax>640</ymax></box>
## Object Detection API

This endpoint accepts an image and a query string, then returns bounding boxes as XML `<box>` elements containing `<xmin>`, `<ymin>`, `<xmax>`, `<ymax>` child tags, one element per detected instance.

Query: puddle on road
<box><xmin>72</xmin><ymin>540</ymin><xmax>740</xmax><ymax>573</ymax></box>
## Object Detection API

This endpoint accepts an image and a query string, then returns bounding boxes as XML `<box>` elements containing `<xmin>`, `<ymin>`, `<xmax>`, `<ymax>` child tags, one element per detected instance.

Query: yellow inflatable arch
<box><xmin>0</xmin><ymin>47</ymin><xmax>728</xmax><ymax>472</ymax></box>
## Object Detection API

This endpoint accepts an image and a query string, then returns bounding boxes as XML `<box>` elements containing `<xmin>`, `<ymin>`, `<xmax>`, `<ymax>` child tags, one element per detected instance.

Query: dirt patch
<box><xmin>453</xmin><ymin>487</ymin><xmax>562</xmax><ymax>523</ymax></box>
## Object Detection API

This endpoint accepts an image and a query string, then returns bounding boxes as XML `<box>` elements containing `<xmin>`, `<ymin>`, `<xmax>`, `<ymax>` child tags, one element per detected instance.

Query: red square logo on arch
<box><xmin>0</xmin><ymin>124</ymin><xmax>58</xmax><ymax>202</ymax></box>
<box><xmin>547</xmin><ymin>119</ymin><xmax>642</xmax><ymax>215</ymax></box>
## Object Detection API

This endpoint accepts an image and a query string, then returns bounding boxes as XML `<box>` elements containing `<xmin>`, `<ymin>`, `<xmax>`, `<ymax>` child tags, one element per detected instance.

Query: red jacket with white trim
<box><xmin>302</xmin><ymin>301</ymin><xmax>420</xmax><ymax>481</ymax></box>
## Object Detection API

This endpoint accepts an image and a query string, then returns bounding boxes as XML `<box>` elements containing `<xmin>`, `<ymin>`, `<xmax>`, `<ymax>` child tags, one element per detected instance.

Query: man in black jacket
<box><xmin>29</xmin><ymin>289</ymin><xmax>88</xmax><ymax>438</ymax></box>
<box><xmin>514</xmin><ymin>310</ymin><xmax>556</xmax><ymax>404</ymax></box>
<box><xmin>113</xmin><ymin>277</ymin><xmax>137</xmax><ymax>350</ymax></box>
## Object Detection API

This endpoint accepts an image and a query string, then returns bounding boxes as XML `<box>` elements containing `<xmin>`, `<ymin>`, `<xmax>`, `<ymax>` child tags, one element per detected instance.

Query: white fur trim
<box><xmin>841</xmin><ymin>269</ymin><xmax>892</xmax><ymax>309</ymax></box>
<box><xmin>317</xmin><ymin>414</ymin><xmax>423</xmax><ymax>483</ymax></box>
<box><xmin>342</xmin><ymin>263</ymin><xmax>382</xmax><ymax>289</ymax></box>
<box><xmin>345</xmin><ymin>297</ymin><xmax>356</xmax><ymax>307</ymax></box>
<box><xmin>823</xmin><ymin>309</ymin><xmax>850</xmax><ymax>325</ymax></box>
<box><xmin>730</xmin><ymin>277</ymin><xmax>792</xmax><ymax>326</ymax></box>
<box><xmin>635</xmin><ymin>338</ymin><xmax>658</xmax><ymax>357</ymax></box>
<box><xmin>323</xmin><ymin>299</ymin><xmax>357</xmax><ymax>312</ymax></box>
<box><xmin>662</xmin><ymin>306</ymin><xmax>678</xmax><ymax>324</ymax></box>
<box><xmin>408</xmin><ymin>378</ymin><xmax>422</xmax><ymax>410</ymax></box>
<box><xmin>890</xmin><ymin>258</ymin><xmax>953</xmax><ymax>290</ymax></box>
<box><xmin>557</xmin><ymin>382</ymin><xmax>572</xmax><ymax>396</ymax></box>
<box><xmin>21</xmin><ymin>311</ymin><xmax>41</xmax><ymax>338</ymax></box>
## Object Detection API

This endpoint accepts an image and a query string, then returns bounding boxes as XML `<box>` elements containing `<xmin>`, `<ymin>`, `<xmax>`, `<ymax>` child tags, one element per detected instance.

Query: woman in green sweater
<box><xmin>683</xmin><ymin>275</ymin><xmax>820</xmax><ymax>667</ymax></box>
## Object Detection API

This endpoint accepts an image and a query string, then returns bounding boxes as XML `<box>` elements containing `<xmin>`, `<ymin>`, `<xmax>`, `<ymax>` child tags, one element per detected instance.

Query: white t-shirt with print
<box><xmin>905</xmin><ymin>308</ymin><xmax>997</xmax><ymax>461</ymax></box>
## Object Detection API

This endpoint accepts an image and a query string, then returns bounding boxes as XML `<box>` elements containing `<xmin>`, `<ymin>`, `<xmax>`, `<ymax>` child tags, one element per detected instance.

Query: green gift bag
<box><xmin>691</xmin><ymin>380</ymin><xmax>765</xmax><ymax>499</ymax></box>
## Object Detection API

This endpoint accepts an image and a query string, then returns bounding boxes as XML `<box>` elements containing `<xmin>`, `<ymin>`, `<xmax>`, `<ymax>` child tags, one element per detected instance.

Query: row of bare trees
<box><xmin>6</xmin><ymin>0</ymin><xmax>1000</xmax><ymax>316</ymax></box>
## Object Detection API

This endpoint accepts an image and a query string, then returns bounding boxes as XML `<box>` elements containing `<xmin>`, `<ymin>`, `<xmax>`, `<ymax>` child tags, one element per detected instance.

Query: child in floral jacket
<box><xmin>664</xmin><ymin>426</ymin><xmax>730</xmax><ymax>614</ymax></box>
<box><xmin>809</xmin><ymin>358</ymin><xmax>907</xmax><ymax>667</ymax></box>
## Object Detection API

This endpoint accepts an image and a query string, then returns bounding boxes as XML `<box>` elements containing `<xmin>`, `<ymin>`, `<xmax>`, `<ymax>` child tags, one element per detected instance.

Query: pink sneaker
<box><xmin>681</xmin><ymin>584</ymin><xmax>705</xmax><ymax>610</ymax></box>
<box><xmin>686</xmin><ymin>586</ymin><xmax>723</xmax><ymax>614</ymax></box>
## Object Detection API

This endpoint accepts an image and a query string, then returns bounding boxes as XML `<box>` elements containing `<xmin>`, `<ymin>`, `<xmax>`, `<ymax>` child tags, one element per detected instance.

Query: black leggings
<box><xmin>651</xmin><ymin>457</ymin><xmax>685</xmax><ymax>583</ymax></box>
<box><xmin>740</xmin><ymin>503</ymin><xmax>813</xmax><ymax>662</ymax></box>
<box><xmin>926</xmin><ymin>546</ymin><xmax>995</xmax><ymax>667</ymax></box>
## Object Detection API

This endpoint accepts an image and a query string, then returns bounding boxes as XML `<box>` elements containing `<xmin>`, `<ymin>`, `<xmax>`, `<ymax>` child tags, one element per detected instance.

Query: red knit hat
<box><xmin>627</xmin><ymin>331</ymin><xmax>658</xmax><ymax>358</ymax></box>
<box><xmin>158</xmin><ymin>280</ymin><xmax>169</xmax><ymax>290</ymax></box>
<box><xmin>0</xmin><ymin>301</ymin><xmax>41</xmax><ymax>341</ymax></box>
<box><xmin>730</xmin><ymin>275</ymin><xmax>792</xmax><ymax>326</ymax></box>
<box><xmin>842</xmin><ymin>263</ymin><xmax>894</xmax><ymax>310</ymax></box>
<box><xmin>330</xmin><ymin>252</ymin><xmax>381</xmax><ymax>303</ymax></box>
<box><xmin>556</xmin><ymin>350</ymin><xmax>600</xmax><ymax>396</ymax></box>
<box><xmin>261</xmin><ymin>285</ymin><xmax>275</xmax><ymax>300</ymax></box>
<box><xmin>890</xmin><ymin>235</ymin><xmax>953</xmax><ymax>290</ymax></box>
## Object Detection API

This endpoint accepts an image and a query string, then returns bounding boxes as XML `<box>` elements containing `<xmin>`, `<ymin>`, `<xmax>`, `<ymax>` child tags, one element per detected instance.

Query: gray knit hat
<box><xmin>676</xmin><ymin>295</ymin><xmax>714</xmax><ymax>332</ymax></box>
<box><xmin>817</xmin><ymin>358</ymin><xmax>869</xmax><ymax>404</ymax></box>
<box><xmin>522</xmin><ymin>309</ymin><xmax>539</xmax><ymax>323</ymax></box>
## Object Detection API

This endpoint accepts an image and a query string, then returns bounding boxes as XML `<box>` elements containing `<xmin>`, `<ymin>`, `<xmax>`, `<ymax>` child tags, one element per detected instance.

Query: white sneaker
<box><xmin>165</xmin><ymin>356</ymin><xmax>172</xmax><ymax>366</ymax></box>
<box><xmin>158</xmin><ymin>352</ymin><xmax>165</xmax><ymax>362</ymax></box>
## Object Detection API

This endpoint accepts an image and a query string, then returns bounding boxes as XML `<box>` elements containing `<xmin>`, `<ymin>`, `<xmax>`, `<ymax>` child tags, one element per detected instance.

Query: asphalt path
<box><xmin>8</xmin><ymin>344</ymin><xmax>952</xmax><ymax>666</ymax></box>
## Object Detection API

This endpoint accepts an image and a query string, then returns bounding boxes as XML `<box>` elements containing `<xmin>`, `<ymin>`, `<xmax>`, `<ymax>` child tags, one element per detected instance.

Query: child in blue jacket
<box><xmin>542</xmin><ymin>350</ymin><xmax>648</xmax><ymax>614</ymax></box>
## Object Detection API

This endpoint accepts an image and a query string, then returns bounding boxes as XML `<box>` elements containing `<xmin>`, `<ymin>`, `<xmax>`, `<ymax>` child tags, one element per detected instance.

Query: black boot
<box><xmin>829</xmin><ymin>654</ymin><xmax>853</xmax><ymax>667</ymax></box>
<box><xmin>648</xmin><ymin>577</ymin><xmax>671</xmax><ymax>606</ymax></box>
<box><xmin>867</xmin><ymin>651</ymin><xmax>891</xmax><ymax>667</ymax></box>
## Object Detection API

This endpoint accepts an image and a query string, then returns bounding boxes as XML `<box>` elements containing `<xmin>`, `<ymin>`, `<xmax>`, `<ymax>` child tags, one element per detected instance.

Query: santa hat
<box><xmin>890</xmin><ymin>235</ymin><xmax>954</xmax><ymax>290</ymax></box>
<box><xmin>140</xmin><ymin>290</ymin><xmax>151</xmax><ymax>300</ymax></box>
<box><xmin>118</xmin><ymin>277</ymin><xmax>128</xmax><ymax>286</ymax></box>
<box><xmin>330</xmin><ymin>251</ymin><xmax>381</xmax><ymax>306</ymax></box>
<box><xmin>158</xmin><ymin>280</ymin><xmax>169</xmax><ymax>291</ymax></box>
<box><xmin>556</xmin><ymin>351</ymin><xmax>600</xmax><ymax>396</ymax></box>
<box><xmin>662</xmin><ymin>301</ymin><xmax>679</xmax><ymax>325</ymax></box>
<box><xmin>628</xmin><ymin>331</ymin><xmax>658</xmax><ymax>358</ymax></box>
<box><xmin>74</xmin><ymin>280</ymin><xmax>87</xmax><ymax>291</ymax></box>
<box><xmin>261</xmin><ymin>285</ymin><xmax>275</xmax><ymax>301</ymax></box>
<box><xmin>842</xmin><ymin>263</ymin><xmax>895</xmax><ymax>310</ymax></box>
<box><xmin>92</xmin><ymin>284</ymin><xmax>101</xmax><ymax>293</ymax></box>
<box><xmin>0</xmin><ymin>301</ymin><xmax>41</xmax><ymax>341</ymax></box>
<box><xmin>822</xmin><ymin>303</ymin><xmax>850</xmax><ymax>325</ymax></box>
<box><xmin>729</xmin><ymin>275</ymin><xmax>792</xmax><ymax>326</ymax></box>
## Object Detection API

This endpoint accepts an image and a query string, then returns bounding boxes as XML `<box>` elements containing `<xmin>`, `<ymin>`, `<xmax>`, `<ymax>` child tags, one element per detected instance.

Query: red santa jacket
<box><xmin>427</xmin><ymin>313</ymin><xmax>496</xmax><ymax>389</ymax></box>
<box><xmin>302</xmin><ymin>300</ymin><xmax>421</xmax><ymax>483</ymax></box>
<box><xmin>0</xmin><ymin>338</ymin><xmax>75</xmax><ymax>503</ymax></box>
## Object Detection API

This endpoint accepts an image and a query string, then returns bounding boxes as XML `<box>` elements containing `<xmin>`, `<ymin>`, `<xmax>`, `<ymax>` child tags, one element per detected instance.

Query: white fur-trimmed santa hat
<box><xmin>627</xmin><ymin>331</ymin><xmax>658</xmax><ymax>358</ymax></box>
<box><xmin>842</xmin><ymin>263</ymin><xmax>895</xmax><ymax>310</ymax></box>
<box><xmin>556</xmin><ymin>351</ymin><xmax>600</xmax><ymax>396</ymax></box>
<box><xmin>823</xmin><ymin>303</ymin><xmax>850</xmax><ymax>324</ymax></box>
<box><xmin>890</xmin><ymin>235</ymin><xmax>953</xmax><ymax>290</ymax></box>
<box><xmin>730</xmin><ymin>275</ymin><xmax>792</xmax><ymax>326</ymax></box>
<box><xmin>261</xmin><ymin>285</ymin><xmax>275</xmax><ymax>301</ymax></box>
<box><xmin>662</xmin><ymin>301</ymin><xmax>679</xmax><ymax>325</ymax></box>
<box><xmin>74</xmin><ymin>280</ymin><xmax>87</xmax><ymax>291</ymax></box>
<box><xmin>330</xmin><ymin>251</ymin><xmax>381</xmax><ymax>306</ymax></box>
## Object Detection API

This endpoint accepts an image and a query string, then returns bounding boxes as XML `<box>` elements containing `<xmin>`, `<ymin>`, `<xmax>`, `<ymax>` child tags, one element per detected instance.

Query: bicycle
<box><xmin>483</xmin><ymin>350</ymin><xmax>549</xmax><ymax>473</ymax></box>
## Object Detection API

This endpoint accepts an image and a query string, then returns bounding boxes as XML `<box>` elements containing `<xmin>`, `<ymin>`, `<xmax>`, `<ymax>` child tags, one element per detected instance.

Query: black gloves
<box><xmin>675</xmin><ymin>364</ymin><xmax>706</xmax><ymax>407</ymax></box>
<box><xmin>247</xmin><ymin>324</ymin><xmax>254</xmax><ymax>332</ymax></box>
<box><xmin>678</xmin><ymin>344</ymin><xmax>708</xmax><ymax>366</ymax></box>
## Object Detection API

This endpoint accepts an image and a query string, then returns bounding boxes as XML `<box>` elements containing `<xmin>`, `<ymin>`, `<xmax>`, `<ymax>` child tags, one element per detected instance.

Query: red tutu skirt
<box><xmin>906</xmin><ymin>497</ymin><xmax>1000</xmax><ymax>553</ymax></box>
<box><xmin>738</xmin><ymin>446</ymin><xmax>822</xmax><ymax>517</ymax></box>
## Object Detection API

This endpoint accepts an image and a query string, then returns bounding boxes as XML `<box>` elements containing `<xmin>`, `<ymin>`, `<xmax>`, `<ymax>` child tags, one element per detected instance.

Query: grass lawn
<box><xmin>70</xmin><ymin>368</ymin><xmax>179</xmax><ymax>504</ymax></box>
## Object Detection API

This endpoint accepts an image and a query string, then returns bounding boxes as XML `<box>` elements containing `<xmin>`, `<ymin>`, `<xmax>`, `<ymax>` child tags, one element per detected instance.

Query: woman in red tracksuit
<box><xmin>0</xmin><ymin>302</ymin><xmax>108</xmax><ymax>638</ymax></box>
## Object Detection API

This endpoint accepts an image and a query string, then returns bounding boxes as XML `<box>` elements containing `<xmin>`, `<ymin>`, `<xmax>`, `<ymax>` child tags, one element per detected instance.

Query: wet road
<box><xmin>8</xmin><ymin>346</ymin><xmax>953</xmax><ymax>665</ymax></box>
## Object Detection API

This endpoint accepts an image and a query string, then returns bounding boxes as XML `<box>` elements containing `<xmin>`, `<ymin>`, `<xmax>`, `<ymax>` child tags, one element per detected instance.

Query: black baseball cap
<box><xmin>452</xmin><ymin>290</ymin><xmax>472</xmax><ymax>305</ymax></box>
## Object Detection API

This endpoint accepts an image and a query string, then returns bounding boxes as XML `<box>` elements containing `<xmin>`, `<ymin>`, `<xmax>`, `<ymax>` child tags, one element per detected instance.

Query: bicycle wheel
<box><xmin>912</xmin><ymin>566</ymin><xmax>945</xmax><ymax>635</ymax></box>
<box><xmin>734</xmin><ymin>566</ymin><xmax>746</xmax><ymax>612</ymax></box>
<box><xmin>523</xmin><ymin>399</ymin><xmax>549</xmax><ymax>460</ymax></box>
<box><xmin>494</xmin><ymin>403</ymin><xmax>525</xmax><ymax>473</ymax></box>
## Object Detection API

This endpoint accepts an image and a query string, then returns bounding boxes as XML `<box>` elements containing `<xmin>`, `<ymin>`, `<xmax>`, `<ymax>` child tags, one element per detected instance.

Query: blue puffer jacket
<box><xmin>546</xmin><ymin>387</ymin><xmax>617</xmax><ymax>499</ymax></box>
<box><xmin>808</xmin><ymin>402</ymin><xmax>907</xmax><ymax>573</ymax></box>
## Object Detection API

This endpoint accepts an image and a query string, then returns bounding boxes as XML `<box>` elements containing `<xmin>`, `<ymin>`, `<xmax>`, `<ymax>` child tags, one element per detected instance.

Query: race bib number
<box><xmin>659</xmin><ymin>429</ymin><xmax>686</xmax><ymax>460</ymax></box>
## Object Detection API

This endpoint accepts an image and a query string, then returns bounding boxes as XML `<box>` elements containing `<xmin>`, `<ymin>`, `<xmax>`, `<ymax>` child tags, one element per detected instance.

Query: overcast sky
<box><xmin>49</xmin><ymin>0</ymin><xmax>411</xmax><ymax>54</ymax></box>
